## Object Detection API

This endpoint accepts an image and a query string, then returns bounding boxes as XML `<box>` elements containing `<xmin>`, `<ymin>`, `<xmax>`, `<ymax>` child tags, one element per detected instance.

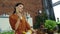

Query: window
<box><xmin>52</xmin><ymin>0</ymin><xmax>60</xmax><ymax>3</ymax></box>
<box><xmin>53</xmin><ymin>5</ymin><xmax>60</xmax><ymax>22</ymax></box>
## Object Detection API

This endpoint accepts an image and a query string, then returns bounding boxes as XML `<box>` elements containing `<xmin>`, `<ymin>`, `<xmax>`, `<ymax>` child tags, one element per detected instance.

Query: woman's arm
<box><xmin>9</xmin><ymin>16</ymin><xmax>17</xmax><ymax>30</ymax></box>
<box><xmin>15</xmin><ymin>18</ymin><xmax>20</xmax><ymax>30</ymax></box>
<box><xmin>15</xmin><ymin>15</ymin><xmax>22</xmax><ymax>30</ymax></box>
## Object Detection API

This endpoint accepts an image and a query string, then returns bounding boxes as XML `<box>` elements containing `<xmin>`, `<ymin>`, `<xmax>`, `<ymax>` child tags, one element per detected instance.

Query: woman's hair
<box><xmin>13</xmin><ymin>3</ymin><xmax>24</xmax><ymax>14</ymax></box>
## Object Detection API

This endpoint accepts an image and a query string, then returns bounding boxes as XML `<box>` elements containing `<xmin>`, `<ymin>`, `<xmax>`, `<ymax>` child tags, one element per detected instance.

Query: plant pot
<box><xmin>47</xmin><ymin>30</ymin><xmax>53</xmax><ymax>34</ymax></box>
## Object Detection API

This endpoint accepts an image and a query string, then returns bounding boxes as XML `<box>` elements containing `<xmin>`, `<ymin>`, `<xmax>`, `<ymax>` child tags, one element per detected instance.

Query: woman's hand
<box><xmin>15</xmin><ymin>18</ymin><xmax>20</xmax><ymax>30</ymax></box>
<box><xmin>18</xmin><ymin>15</ymin><xmax>22</xmax><ymax>19</ymax></box>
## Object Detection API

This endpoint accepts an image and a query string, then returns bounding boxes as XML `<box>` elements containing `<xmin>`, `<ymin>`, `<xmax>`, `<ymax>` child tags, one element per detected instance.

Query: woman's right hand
<box><xmin>15</xmin><ymin>18</ymin><xmax>20</xmax><ymax>30</ymax></box>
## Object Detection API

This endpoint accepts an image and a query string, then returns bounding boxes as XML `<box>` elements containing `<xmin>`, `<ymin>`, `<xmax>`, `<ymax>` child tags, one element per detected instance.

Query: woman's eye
<box><xmin>19</xmin><ymin>6</ymin><xmax>22</xmax><ymax>7</ymax></box>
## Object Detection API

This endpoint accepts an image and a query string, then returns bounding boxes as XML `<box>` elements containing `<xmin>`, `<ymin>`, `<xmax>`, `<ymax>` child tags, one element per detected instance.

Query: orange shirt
<box><xmin>9</xmin><ymin>14</ymin><xmax>31</xmax><ymax>34</ymax></box>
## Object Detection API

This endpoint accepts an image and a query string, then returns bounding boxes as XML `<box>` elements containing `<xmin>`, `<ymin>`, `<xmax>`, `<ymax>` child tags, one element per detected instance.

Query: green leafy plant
<box><xmin>1</xmin><ymin>31</ymin><xmax>14</xmax><ymax>34</ymax></box>
<box><xmin>45</xmin><ymin>20</ymin><xmax>57</xmax><ymax>30</ymax></box>
<box><xmin>33</xmin><ymin>12</ymin><xmax>48</xmax><ymax>29</ymax></box>
<box><xmin>33</xmin><ymin>15</ymin><xmax>44</xmax><ymax>29</ymax></box>
<box><xmin>57</xmin><ymin>22</ymin><xmax>60</xmax><ymax>24</ymax></box>
<box><xmin>57</xmin><ymin>22</ymin><xmax>60</xmax><ymax>33</ymax></box>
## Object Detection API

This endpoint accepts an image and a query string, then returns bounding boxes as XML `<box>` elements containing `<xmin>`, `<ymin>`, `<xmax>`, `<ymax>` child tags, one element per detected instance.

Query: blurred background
<box><xmin>0</xmin><ymin>0</ymin><xmax>60</xmax><ymax>34</ymax></box>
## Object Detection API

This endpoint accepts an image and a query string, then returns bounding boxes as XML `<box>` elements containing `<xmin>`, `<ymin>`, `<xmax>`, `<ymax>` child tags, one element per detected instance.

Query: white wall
<box><xmin>0</xmin><ymin>18</ymin><xmax>12</xmax><ymax>32</ymax></box>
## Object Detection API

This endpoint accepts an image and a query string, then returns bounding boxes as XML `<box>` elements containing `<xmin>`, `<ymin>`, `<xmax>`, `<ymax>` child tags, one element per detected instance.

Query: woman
<box><xmin>9</xmin><ymin>3</ymin><xmax>32</xmax><ymax>34</ymax></box>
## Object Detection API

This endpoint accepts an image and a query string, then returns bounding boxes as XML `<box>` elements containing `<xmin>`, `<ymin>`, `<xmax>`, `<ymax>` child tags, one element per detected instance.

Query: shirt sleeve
<box><xmin>9</xmin><ymin>16</ymin><xmax>17</xmax><ymax>30</ymax></box>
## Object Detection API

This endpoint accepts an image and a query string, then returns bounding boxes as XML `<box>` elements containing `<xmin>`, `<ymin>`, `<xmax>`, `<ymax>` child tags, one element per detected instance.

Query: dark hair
<box><xmin>13</xmin><ymin>3</ymin><xmax>24</xmax><ymax>14</ymax></box>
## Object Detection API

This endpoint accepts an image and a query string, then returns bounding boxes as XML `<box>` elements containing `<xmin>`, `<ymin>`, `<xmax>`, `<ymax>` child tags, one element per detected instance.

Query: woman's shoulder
<box><xmin>9</xmin><ymin>14</ymin><xmax>18</xmax><ymax>19</ymax></box>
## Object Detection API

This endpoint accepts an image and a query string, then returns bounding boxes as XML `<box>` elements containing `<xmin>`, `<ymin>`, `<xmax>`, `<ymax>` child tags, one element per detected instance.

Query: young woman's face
<box><xmin>16</xmin><ymin>4</ymin><xmax>24</xmax><ymax>13</ymax></box>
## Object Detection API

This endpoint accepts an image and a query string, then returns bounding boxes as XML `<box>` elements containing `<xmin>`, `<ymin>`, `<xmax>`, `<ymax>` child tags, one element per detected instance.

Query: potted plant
<box><xmin>45</xmin><ymin>20</ymin><xmax>57</xmax><ymax>34</ymax></box>
<box><xmin>57</xmin><ymin>22</ymin><xmax>60</xmax><ymax>33</ymax></box>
